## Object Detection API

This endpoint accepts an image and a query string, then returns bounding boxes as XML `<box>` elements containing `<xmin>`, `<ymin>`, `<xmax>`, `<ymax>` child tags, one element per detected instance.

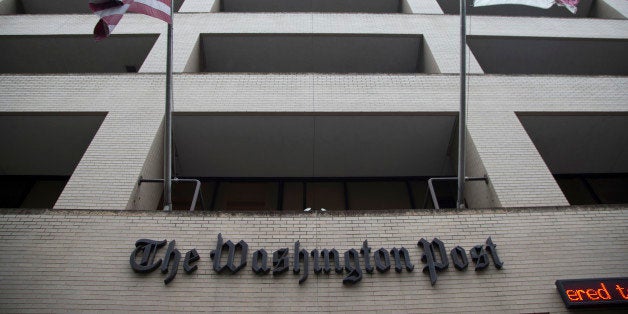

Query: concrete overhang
<box><xmin>173</xmin><ymin>114</ymin><xmax>457</xmax><ymax>178</ymax></box>
<box><xmin>0</xmin><ymin>34</ymin><xmax>158</xmax><ymax>73</ymax></box>
<box><xmin>220</xmin><ymin>0</ymin><xmax>402</xmax><ymax>13</ymax></box>
<box><xmin>519</xmin><ymin>114</ymin><xmax>628</xmax><ymax>174</ymax></box>
<box><xmin>468</xmin><ymin>36</ymin><xmax>628</xmax><ymax>75</ymax></box>
<box><xmin>200</xmin><ymin>34</ymin><xmax>427</xmax><ymax>73</ymax></box>
<box><xmin>0</xmin><ymin>114</ymin><xmax>105</xmax><ymax>176</ymax></box>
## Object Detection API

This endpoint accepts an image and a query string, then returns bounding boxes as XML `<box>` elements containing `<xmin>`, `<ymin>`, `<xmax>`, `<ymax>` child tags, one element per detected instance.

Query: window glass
<box><xmin>282</xmin><ymin>182</ymin><xmax>304</xmax><ymax>211</ymax></box>
<box><xmin>214</xmin><ymin>182</ymin><xmax>278</xmax><ymax>211</ymax></box>
<box><xmin>0</xmin><ymin>177</ymin><xmax>32</xmax><ymax>208</ymax></box>
<box><xmin>555</xmin><ymin>177</ymin><xmax>598</xmax><ymax>205</ymax></box>
<box><xmin>586</xmin><ymin>176</ymin><xmax>628</xmax><ymax>204</ymax></box>
<box><xmin>347</xmin><ymin>181</ymin><xmax>410</xmax><ymax>210</ymax></box>
<box><xmin>0</xmin><ymin>176</ymin><xmax>67</xmax><ymax>209</ymax></box>
<box><xmin>166</xmin><ymin>177</ymin><xmax>459</xmax><ymax>211</ymax></box>
<box><xmin>306</xmin><ymin>182</ymin><xmax>345</xmax><ymax>210</ymax></box>
<box><xmin>409</xmin><ymin>180</ymin><xmax>429</xmax><ymax>209</ymax></box>
<box><xmin>20</xmin><ymin>180</ymin><xmax>66</xmax><ymax>208</ymax></box>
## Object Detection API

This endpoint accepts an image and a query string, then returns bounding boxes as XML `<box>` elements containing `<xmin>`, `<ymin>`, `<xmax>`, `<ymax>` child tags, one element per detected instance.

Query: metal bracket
<box><xmin>137</xmin><ymin>176</ymin><xmax>205</xmax><ymax>211</ymax></box>
<box><xmin>424</xmin><ymin>175</ymin><xmax>488</xmax><ymax>209</ymax></box>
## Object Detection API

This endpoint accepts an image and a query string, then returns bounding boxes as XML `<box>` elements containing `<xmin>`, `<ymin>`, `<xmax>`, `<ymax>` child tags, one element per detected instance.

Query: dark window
<box><xmin>0</xmin><ymin>35</ymin><xmax>158</xmax><ymax>74</ymax></box>
<box><xmin>555</xmin><ymin>174</ymin><xmax>628</xmax><ymax>205</ymax></box>
<box><xmin>468</xmin><ymin>36</ymin><xmax>628</xmax><ymax>76</ymax></box>
<box><xmin>164</xmin><ymin>177</ymin><xmax>457</xmax><ymax>211</ymax></box>
<box><xmin>220</xmin><ymin>0</ymin><xmax>402</xmax><ymax>13</ymax></box>
<box><xmin>0</xmin><ymin>176</ymin><xmax>68</xmax><ymax>209</ymax></box>
<box><xmin>200</xmin><ymin>34</ymin><xmax>423</xmax><ymax>73</ymax></box>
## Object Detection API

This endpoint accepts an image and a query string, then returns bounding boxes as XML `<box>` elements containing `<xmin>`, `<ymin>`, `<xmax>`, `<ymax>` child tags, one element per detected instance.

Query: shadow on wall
<box><xmin>194</xmin><ymin>34</ymin><xmax>441</xmax><ymax>74</ymax></box>
<box><xmin>0</xmin><ymin>114</ymin><xmax>106</xmax><ymax>209</ymax></box>
<box><xmin>518</xmin><ymin>114</ymin><xmax>628</xmax><ymax>205</ymax></box>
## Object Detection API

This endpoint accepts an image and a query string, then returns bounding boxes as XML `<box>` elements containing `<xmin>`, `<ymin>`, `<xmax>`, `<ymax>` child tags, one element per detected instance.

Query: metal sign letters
<box><xmin>130</xmin><ymin>234</ymin><xmax>503</xmax><ymax>285</ymax></box>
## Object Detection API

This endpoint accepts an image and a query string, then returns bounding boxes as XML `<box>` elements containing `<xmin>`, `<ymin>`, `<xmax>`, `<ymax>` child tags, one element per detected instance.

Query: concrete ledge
<box><xmin>2</xmin><ymin>204</ymin><xmax>626</xmax><ymax>217</ymax></box>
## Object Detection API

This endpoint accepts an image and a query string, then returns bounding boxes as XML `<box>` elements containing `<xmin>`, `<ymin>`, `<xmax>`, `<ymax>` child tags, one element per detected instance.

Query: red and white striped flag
<box><xmin>89</xmin><ymin>0</ymin><xmax>172</xmax><ymax>40</ymax></box>
<box><xmin>473</xmin><ymin>0</ymin><xmax>579</xmax><ymax>13</ymax></box>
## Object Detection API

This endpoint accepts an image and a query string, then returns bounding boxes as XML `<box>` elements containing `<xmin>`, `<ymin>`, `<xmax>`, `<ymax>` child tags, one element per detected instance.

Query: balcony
<box><xmin>468</xmin><ymin>36</ymin><xmax>628</xmax><ymax>75</ymax></box>
<box><xmin>0</xmin><ymin>35</ymin><xmax>159</xmax><ymax>73</ymax></box>
<box><xmin>0</xmin><ymin>113</ymin><xmax>105</xmax><ymax>208</ymax></box>
<box><xmin>158</xmin><ymin>114</ymin><xmax>461</xmax><ymax>210</ymax></box>
<box><xmin>220</xmin><ymin>0</ymin><xmax>404</xmax><ymax>13</ymax></box>
<box><xmin>519</xmin><ymin>113</ymin><xmax>628</xmax><ymax>205</ymax></box>
<box><xmin>198</xmin><ymin>34</ymin><xmax>434</xmax><ymax>73</ymax></box>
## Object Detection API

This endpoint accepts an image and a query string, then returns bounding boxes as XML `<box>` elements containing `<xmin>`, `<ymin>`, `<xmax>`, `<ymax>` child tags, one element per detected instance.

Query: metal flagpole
<box><xmin>163</xmin><ymin>2</ymin><xmax>174</xmax><ymax>211</ymax></box>
<box><xmin>456</xmin><ymin>0</ymin><xmax>467</xmax><ymax>209</ymax></box>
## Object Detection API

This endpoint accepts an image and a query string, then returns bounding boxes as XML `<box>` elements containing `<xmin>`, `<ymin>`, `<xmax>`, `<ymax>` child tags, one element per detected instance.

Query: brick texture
<box><xmin>0</xmin><ymin>75</ymin><xmax>164</xmax><ymax>210</ymax></box>
<box><xmin>0</xmin><ymin>206</ymin><xmax>626</xmax><ymax>313</ymax></box>
<box><xmin>179</xmin><ymin>0</ymin><xmax>220</xmax><ymax>13</ymax></box>
<box><xmin>1</xmin><ymin>74</ymin><xmax>626</xmax><ymax>209</ymax></box>
<box><xmin>0</xmin><ymin>4</ymin><xmax>627</xmax><ymax>209</ymax></box>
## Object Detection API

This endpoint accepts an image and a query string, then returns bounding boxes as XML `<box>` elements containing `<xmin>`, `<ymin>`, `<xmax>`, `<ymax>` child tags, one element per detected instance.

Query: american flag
<box><xmin>89</xmin><ymin>0</ymin><xmax>172</xmax><ymax>40</ymax></box>
<box><xmin>473</xmin><ymin>0</ymin><xmax>579</xmax><ymax>13</ymax></box>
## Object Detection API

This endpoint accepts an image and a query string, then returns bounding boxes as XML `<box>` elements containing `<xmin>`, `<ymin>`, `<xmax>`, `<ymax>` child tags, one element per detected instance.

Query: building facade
<box><xmin>0</xmin><ymin>0</ymin><xmax>627</xmax><ymax>312</ymax></box>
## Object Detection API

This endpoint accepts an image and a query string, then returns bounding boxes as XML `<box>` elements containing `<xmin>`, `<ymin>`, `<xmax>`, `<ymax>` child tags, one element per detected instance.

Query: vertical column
<box><xmin>467</xmin><ymin>111</ymin><xmax>569</xmax><ymax>207</ymax></box>
<box><xmin>55</xmin><ymin>110</ymin><xmax>163</xmax><ymax>210</ymax></box>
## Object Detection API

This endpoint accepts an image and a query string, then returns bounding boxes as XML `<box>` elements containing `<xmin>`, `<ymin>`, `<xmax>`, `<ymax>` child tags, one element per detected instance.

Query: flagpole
<box><xmin>163</xmin><ymin>2</ymin><xmax>174</xmax><ymax>211</ymax></box>
<box><xmin>456</xmin><ymin>0</ymin><xmax>467</xmax><ymax>209</ymax></box>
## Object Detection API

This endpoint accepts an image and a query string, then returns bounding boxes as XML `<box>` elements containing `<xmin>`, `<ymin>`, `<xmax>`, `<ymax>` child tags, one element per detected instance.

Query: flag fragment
<box><xmin>473</xmin><ymin>0</ymin><xmax>579</xmax><ymax>14</ymax></box>
<box><xmin>89</xmin><ymin>0</ymin><xmax>172</xmax><ymax>40</ymax></box>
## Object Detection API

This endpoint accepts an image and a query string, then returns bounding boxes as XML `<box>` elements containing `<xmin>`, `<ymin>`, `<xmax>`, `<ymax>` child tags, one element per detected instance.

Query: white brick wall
<box><xmin>2</xmin><ymin>11</ymin><xmax>626</xmax><ymax>75</ymax></box>
<box><xmin>179</xmin><ymin>0</ymin><xmax>220</xmax><ymax>13</ymax></box>
<box><xmin>1</xmin><ymin>2</ymin><xmax>627</xmax><ymax>312</ymax></box>
<box><xmin>0</xmin><ymin>75</ymin><xmax>164</xmax><ymax>210</ymax></box>
<box><xmin>464</xmin><ymin>132</ymin><xmax>500</xmax><ymax>208</ymax></box>
<box><xmin>0</xmin><ymin>206</ymin><xmax>625</xmax><ymax>312</ymax></box>
<box><xmin>1</xmin><ymin>74</ymin><xmax>626</xmax><ymax>209</ymax></box>
<box><xmin>0</xmin><ymin>4</ymin><xmax>627</xmax><ymax>209</ymax></box>
<box><xmin>404</xmin><ymin>0</ymin><xmax>445</xmax><ymax>14</ymax></box>
<box><xmin>130</xmin><ymin>118</ymin><xmax>164</xmax><ymax>211</ymax></box>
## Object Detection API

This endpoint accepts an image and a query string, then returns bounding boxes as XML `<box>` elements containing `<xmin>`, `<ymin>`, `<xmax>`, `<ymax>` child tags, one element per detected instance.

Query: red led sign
<box><xmin>556</xmin><ymin>278</ymin><xmax>628</xmax><ymax>308</ymax></box>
